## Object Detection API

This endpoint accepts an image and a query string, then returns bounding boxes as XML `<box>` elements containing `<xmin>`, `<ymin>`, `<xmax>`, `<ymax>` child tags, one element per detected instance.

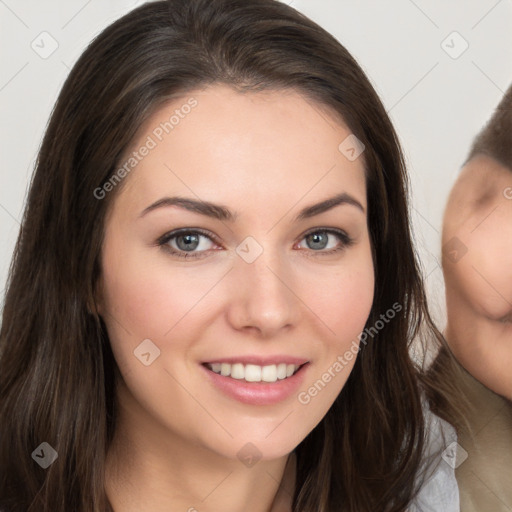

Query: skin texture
<box><xmin>98</xmin><ymin>85</ymin><xmax>375</xmax><ymax>512</ymax></box>
<box><xmin>442</xmin><ymin>153</ymin><xmax>512</xmax><ymax>401</ymax></box>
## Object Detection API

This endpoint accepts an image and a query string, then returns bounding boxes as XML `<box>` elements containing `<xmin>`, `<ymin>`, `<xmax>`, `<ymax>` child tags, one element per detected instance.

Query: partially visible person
<box><xmin>441</xmin><ymin>83</ymin><xmax>512</xmax><ymax>511</ymax></box>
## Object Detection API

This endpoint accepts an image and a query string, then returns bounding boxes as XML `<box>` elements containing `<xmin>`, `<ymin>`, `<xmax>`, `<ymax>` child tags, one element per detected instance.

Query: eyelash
<box><xmin>157</xmin><ymin>227</ymin><xmax>354</xmax><ymax>260</ymax></box>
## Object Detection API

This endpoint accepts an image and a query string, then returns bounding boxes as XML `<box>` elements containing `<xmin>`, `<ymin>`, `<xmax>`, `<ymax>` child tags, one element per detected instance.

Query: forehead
<box><xmin>443</xmin><ymin>154</ymin><xmax>512</xmax><ymax>235</ymax></box>
<box><xmin>114</xmin><ymin>85</ymin><xmax>367</xmax><ymax>218</ymax></box>
<box><xmin>451</xmin><ymin>155</ymin><xmax>512</xmax><ymax>207</ymax></box>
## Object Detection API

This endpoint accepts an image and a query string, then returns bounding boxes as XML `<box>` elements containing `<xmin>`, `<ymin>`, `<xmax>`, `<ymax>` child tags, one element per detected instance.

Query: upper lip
<box><xmin>202</xmin><ymin>356</ymin><xmax>309</xmax><ymax>366</ymax></box>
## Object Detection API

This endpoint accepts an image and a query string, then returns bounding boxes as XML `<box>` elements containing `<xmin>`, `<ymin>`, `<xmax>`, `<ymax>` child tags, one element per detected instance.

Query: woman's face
<box><xmin>97</xmin><ymin>85</ymin><xmax>374</xmax><ymax>462</ymax></box>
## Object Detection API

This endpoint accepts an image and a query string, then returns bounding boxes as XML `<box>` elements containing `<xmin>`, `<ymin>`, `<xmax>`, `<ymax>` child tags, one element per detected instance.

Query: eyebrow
<box><xmin>139</xmin><ymin>192</ymin><xmax>365</xmax><ymax>221</ymax></box>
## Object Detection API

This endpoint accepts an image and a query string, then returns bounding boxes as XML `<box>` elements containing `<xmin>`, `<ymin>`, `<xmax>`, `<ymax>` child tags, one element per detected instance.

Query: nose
<box><xmin>225</xmin><ymin>248</ymin><xmax>301</xmax><ymax>337</ymax></box>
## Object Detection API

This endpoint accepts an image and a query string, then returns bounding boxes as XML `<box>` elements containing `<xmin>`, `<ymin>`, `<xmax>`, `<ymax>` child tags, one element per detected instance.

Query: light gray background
<box><xmin>1</xmin><ymin>0</ymin><xmax>511</xmax><ymax>327</ymax></box>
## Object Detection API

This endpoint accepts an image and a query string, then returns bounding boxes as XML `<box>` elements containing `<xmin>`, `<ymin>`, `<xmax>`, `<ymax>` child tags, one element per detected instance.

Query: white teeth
<box><xmin>231</xmin><ymin>363</ymin><xmax>244</xmax><ymax>379</ymax></box>
<box><xmin>220</xmin><ymin>363</ymin><xmax>231</xmax><ymax>376</ymax></box>
<box><xmin>207</xmin><ymin>362</ymin><xmax>302</xmax><ymax>382</ymax></box>
<box><xmin>245</xmin><ymin>364</ymin><xmax>262</xmax><ymax>382</ymax></box>
<box><xmin>276</xmin><ymin>363</ymin><xmax>287</xmax><ymax>380</ymax></box>
<box><xmin>261</xmin><ymin>365</ymin><xmax>277</xmax><ymax>383</ymax></box>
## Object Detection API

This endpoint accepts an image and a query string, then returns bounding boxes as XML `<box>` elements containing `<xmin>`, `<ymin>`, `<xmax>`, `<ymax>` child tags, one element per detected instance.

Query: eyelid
<box><xmin>157</xmin><ymin>227</ymin><xmax>220</xmax><ymax>246</ymax></box>
<box><xmin>300</xmin><ymin>226</ymin><xmax>350</xmax><ymax>241</ymax></box>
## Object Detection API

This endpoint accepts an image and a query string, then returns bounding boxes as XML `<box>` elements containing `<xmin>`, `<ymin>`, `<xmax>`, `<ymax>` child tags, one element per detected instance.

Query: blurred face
<box><xmin>97</xmin><ymin>85</ymin><xmax>374</xmax><ymax>462</ymax></box>
<box><xmin>442</xmin><ymin>154</ymin><xmax>512</xmax><ymax>398</ymax></box>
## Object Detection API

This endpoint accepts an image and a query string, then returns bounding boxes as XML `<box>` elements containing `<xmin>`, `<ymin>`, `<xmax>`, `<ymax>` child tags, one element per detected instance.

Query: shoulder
<box><xmin>455</xmin><ymin>370</ymin><xmax>512</xmax><ymax>510</ymax></box>
<box><xmin>408</xmin><ymin>401</ymin><xmax>460</xmax><ymax>512</ymax></box>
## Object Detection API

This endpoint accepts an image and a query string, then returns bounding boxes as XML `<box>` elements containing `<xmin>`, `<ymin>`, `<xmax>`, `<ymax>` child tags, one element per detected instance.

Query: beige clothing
<box><xmin>455</xmin><ymin>365</ymin><xmax>512</xmax><ymax>511</ymax></box>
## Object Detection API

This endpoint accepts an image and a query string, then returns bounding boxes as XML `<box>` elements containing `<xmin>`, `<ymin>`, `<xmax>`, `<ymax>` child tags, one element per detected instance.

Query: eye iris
<box><xmin>176</xmin><ymin>233</ymin><xmax>200</xmax><ymax>251</ymax></box>
<box><xmin>306</xmin><ymin>232</ymin><xmax>328</xmax><ymax>250</ymax></box>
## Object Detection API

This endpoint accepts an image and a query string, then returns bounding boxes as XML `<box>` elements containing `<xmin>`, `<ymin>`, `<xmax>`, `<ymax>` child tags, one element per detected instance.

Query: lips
<box><xmin>200</xmin><ymin>357</ymin><xmax>310</xmax><ymax>405</ymax></box>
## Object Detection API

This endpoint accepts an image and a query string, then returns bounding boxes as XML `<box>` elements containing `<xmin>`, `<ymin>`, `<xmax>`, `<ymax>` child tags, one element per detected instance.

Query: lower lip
<box><xmin>200</xmin><ymin>363</ymin><xmax>310</xmax><ymax>405</ymax></box>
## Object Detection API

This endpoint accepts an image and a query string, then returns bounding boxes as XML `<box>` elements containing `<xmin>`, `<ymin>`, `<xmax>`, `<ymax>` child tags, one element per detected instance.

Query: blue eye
<box><xmin>157</xmin><ymin>227</ymin><xmax>354</xmax><ymax>260</ymax></box>
<box><xmin>158</xmin><ymin>229</ymin><xmax>217</xmax><ymax>258</ymax></box>
<box><xmin>297</xmin><ymin>229</ymin><xmax>353</xmax><ymax>254</ymax></box>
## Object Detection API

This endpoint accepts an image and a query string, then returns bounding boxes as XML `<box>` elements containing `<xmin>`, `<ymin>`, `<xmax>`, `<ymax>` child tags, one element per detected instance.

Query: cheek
<box><xmin>101</xmin><ymin>242</ymin><xmax>226</xmax><ymax>340</ymax></box>
<box><xmin>456</xmin><ymin>223</ymin><xmax>512</xmax><ymax>320</ymax></box>
<box><xmin>301</xmin><ymin>250</ymin><xmax>375</xmax><ymax>342</ymax></box>
<box><xmin>293</xmin><ymin>250</ymin><xmax>374</xmax><ymax>434</ymax></box>
<box><xmin>101</xmin><ymin>260</ymin><xmax>174</xmax><ymax>337</ymax></box>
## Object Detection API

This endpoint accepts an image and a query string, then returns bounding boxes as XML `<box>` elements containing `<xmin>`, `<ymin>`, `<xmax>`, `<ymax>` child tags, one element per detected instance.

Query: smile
<box><xmin>201</xmin><ymin>360</ymin><xmax>310</xmax><ymax>405</ymax></box>
<box><xmin>204</xmin><ymin>362</ymin><xmax>301</xmax><ymax>382</ymax></box>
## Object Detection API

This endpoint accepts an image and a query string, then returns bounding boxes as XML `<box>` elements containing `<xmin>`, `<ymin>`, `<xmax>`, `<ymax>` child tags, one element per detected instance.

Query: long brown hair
<box><xmin>0</xmin><ymin>1</ymin><xmax>464</xmax><ymax>510</ymax></box>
